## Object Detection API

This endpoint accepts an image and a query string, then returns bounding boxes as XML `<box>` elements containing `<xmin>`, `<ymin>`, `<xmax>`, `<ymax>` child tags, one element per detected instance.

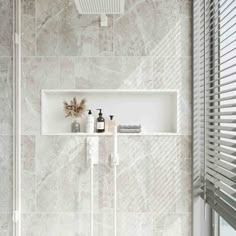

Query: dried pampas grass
<box><xmin>64</xmin><ymin>97</ymin><xmax>86</xmax><ymax>118</ymax></box>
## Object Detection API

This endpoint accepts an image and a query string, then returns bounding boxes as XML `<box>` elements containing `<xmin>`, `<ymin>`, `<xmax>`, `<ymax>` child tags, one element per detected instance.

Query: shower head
<box><xmin>74</xmin><ymin>0</ymin><xmax>125</xmax><ymax>14</ymax></box>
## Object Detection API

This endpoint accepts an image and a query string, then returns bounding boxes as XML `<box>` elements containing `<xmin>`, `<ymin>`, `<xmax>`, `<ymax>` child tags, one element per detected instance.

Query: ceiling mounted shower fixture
<box><xmin>74</xmin><ymin>0</ymin><xmax>125</xmax><ymax>15</ymax></box>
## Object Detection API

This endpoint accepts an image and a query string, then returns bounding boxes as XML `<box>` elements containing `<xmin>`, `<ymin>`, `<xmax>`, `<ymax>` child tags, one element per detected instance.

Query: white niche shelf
<box><xmin>41</xmin><ymin>89</ymin><xmax>179</xmax><ymax>136</ymax></box>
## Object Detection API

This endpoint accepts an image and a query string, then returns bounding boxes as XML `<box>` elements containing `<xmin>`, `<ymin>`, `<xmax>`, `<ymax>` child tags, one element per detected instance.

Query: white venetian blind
<box><xmin>193</xmin><ymin>0</ymin><xmax>236</xmax><ymax>230</ymax></box>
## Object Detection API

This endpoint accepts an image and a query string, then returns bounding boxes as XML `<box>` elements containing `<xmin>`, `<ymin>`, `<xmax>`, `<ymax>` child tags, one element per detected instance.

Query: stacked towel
<box><xmin>118</xmin><ymin>125</ymin><xmax>142</xmax><ymax>133</ymax></box>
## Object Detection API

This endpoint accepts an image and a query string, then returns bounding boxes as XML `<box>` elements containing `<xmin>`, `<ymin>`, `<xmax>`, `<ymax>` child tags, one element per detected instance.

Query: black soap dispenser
<box><xmin>96</xmin><ymin>109</ymin><xmax>105</xmax><ymax>133</ymax></box>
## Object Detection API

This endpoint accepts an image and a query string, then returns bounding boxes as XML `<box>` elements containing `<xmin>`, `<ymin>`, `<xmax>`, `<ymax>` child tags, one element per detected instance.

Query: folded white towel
<box><xmin>118</xmin><ymin>125</ymin><xmax>141</xmax><ymax>129</ymax></box>
<box><xmin>118</xmin><ymin>128</ymin><xmax>141</xmax><ymax>133</ymax></box>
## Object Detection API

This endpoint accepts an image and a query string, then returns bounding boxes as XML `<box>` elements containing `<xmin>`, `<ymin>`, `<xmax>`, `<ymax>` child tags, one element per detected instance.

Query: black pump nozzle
<box><xmin>96</xmin><ymin>109</ymin><xmax>102</xmax><ymax>116</ymax></box>
<box><xmin>109</xmin><ymin>115</ymin><xmax>114</xmax><ymax>120</ymax></box>
<box><xmin>88</xmin><ymin>109</ymin><xmax>92</xmax><ymax>114</ymax></box>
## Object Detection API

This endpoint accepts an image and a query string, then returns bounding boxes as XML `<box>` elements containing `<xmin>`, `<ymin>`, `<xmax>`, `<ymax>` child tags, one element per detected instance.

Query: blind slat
<box><xmin>206</xmin><ymin>174</ymin><xmax>236</xmax><ymax>198</ymax></box>
<box><xmin>207</xmin><ymin>168</ymin><xmax>236</xmax><ymax>190</ymax></box>
<box><xmin>207</xmin><ymin>149</ymin><xmax>236</xmax><ymax>165</ymax></box>
<box><xmin>207</xmin><ymin>118</ymin><xmax>236</xmax><ymax>124</ymax></box>
<box><xmin>206</xmin><ymin>77</ymin><xmax>236</xmax><ymax>90</ymax></box>
<box><xmin>205</xmin><ymin>195</ymin><xmax>236</xmax><ymax>231</ymax></box>
<box><xmin>207</xmin><ymin>155</ymin><xmax>236</xmax><ymax>173</ymax></box>
<box><xmin>206</xmin><ymin>137</ymin><xmax>236</xmax><ymax>149</ymax></box>
<box><xmin>204</xmin><ymin>111</ymin><xmax>236</xmax><ymax>116</ymax></box>
<box><xmin>207</xmin><ymin>143</ymin><xmax>236</xmax><ymax>156</ymax></box>
<box><xmin>206</xmin><ymin>181</ymin><xmax>236</xmax><ymax>209</ymax></box>
<box><xmin>206</xmin><ymin>125</ymin><xmax>236</xmax><ymax>132</ymax></box>
<box><xmin>207</xmin><ymin>162</ymin><xmax>236</xmax><ymax>183</ymax></box>
<box><xmin>205</xmin><ymin>191</ymin><xmax>236</xmax><ymax>220</ymax></box>
<box><xmin>206</xmin><ymin>94</ymin><xmax>236</xmax><ymax>102</ymax></box>
<box><xmin>206</xmin><ymin>103</ymin><xmax>236</xmax><ymax>109</ymax></box>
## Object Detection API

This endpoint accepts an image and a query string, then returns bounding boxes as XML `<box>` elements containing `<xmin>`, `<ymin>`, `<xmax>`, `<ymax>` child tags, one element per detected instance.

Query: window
<box><xmin>220</xmin><ymin>217</ymin><xmax>236</xmax><ymax>236</ymax></box>
<box><xmin>193</xmin><ymin>0</ymin><xmax>236</xmax><ymax>233</ymax></box>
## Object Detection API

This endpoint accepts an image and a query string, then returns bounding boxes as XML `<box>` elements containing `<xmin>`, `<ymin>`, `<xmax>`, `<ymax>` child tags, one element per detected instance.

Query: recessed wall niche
<box><xmin>41</xmin><ymin>89</ymin><xmax>178</xmax><ymax>135</ymax></box>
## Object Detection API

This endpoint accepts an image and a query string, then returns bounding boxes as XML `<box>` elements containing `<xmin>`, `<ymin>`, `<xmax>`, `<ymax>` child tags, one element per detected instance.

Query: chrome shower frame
<box><xmin>13</xmin><ymin>0</ymin><xmax>21</xmax><ymax>235</ymax></box>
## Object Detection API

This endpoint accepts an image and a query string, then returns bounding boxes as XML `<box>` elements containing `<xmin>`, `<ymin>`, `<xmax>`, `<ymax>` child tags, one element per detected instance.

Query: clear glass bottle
<box><xmin>108</xmin><ymin>115</ymin><xmax>115</xmax><ymax>133</ymax></box>
<box><xmin>71</xmin><ymin>118</ymin><xmax>80</xmax><ymax>132</ymax></box>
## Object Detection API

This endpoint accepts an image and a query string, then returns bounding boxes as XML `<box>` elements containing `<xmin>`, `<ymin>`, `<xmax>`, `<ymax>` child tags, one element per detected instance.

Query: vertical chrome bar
<box><xmin>113</xmin><ymin>126</ymin><xmax>117</xmax><ymax>236</ymax></box>
<box><xmin>90</xmin><ymin>160</ymin><xmax>94</xmax><ymax>236</ymax></box>
<box><xmin>203</xmin><ymin>0</ymin><xmax>207</xmax><ymax>220</ymax></box>
<box><xmin>12</xmin><ymin>0</ymin><xmax>16</xmax><ymax>235</ymax></box>
<box><xmin>87</xmin><ymin>137</ymin><xmax>99</xmax><ymax>236</ymax></box>
<box><xmin>13</xmin><ymin>0</ymin><xmax>21</xmax><ymax>235</ymax></box>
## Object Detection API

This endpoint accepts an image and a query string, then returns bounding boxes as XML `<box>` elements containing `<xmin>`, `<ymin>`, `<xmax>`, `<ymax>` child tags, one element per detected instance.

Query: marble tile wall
<box><xmin>20</xmin><ymin>0</ymin><xmax>192</xmax><ymax>235</ymax></box>
<box><xmin>0</xmin><ymin>0</ymin><xmax>13</xmax><ymax>235</ymax></box>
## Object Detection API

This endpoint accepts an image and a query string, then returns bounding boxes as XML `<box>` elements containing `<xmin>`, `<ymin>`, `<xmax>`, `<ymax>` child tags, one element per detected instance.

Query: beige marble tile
<box><xmin>21</xmin><ymin>0</ymin><xmax>35</xmax><ymax>56</ymax></box>
<box><xmin>117</xmin><ymin>136</ymin><xmax>150</xmax><ymax>212</ymax></box>
<box><xmin>22</xmin><ymin>135</ymin><xmax>35</xmax><ymax>164</ymax></box>
<box><xmin>0</xmin><ymin>136</ymin><xmax>13</xmax><ymax>212</ymax></box>
<box><xmin>35</xmin><ymin>14</ymin><xmax>60</xmax><ymax>56</ymax></box>
<box><xmin>179</xmin><ymin>0</ymin><xmax>192</xmax><ymax>17</ymax></box>
<box><xmin>154</xmin><ymin>230</ymin><xmax>164</xmax><ymax>236</ymax></box>
<box><xmin>35</xmin><ymin>136</ymin><xmax>91</xmax><ymax>212</ymax></box>
<box><xmin>60</xmin><ymin>57</ymin><xmax>123</xmax><ymax>89</ymax></box>
<box><xmin>116</xmin><ymin>136</ymin><xmax>181</xmax><ymax>214</ymax></box>
<box><xmin>179</xmin><ymin>57</ymin><xmax>192</xmax><ymax>135</ymax></box>
<box><xmin>21</xmin><ymin>136</ymin><xmax>36</xmax><ymax>212</ymax></box>
<box><xmin>21</xmin><ymin>57</ymin><xmax>60</xmax><ymax>135</ymax></box>
<box><xmin>146</xmin><ymin>137</ymin><xmax>179</xmax><ymax>214</ymax></box>
<box><xmin>99</xmin><ymin>27</ymin><xmax>114</xmax><ymax>56</ymax></box>
<box><xmin>117</xmin><ymin>213</ymin><xmax>153</xmax><ymax>236</ymax></box>
<box><xmin>22</xmin><ymin>213</ymin><xmax>91</xmax><ymax>236</ymax></box>
<box><xmin>35</xmin><ymin>136</ymin><xmax>86</xmax><ymax>184</ymax></box>
<box><xmin>22</xmin><ymin>213</ymin><xmax>60</xmax><ymax>236</ymax></box>
<box><xmin>94</xmin><ymin>213</ymin><xmax>114</xmax><ymax>236</ymax></box>
<box><xmin>113</xmin><ymin>0</ymin><xmax>182</xmax><ymax>56</ymax></box>
<box><xmin>175</xmin><ymin>171</ymin><xmax>192</xmax><ymax>213</ymax></box>
<box><xmin>22</xmin><ymin>15</ymin><xmax>35</xmax><ymax>56</ymax></box>
<box><xmin>36</xmin><ymin>171</ymin><xmax>60</xmax><ymax>212</ymax></box>
<box><xmin>36</xmin><ymin>0</ymin><xmax>68</xmax><ymax>28</ymax></box>
<box><xmin>36</xmin><ymin>0</ymin><xmax>113</xmax><ymax>56</ymax></box>
<box><xmin>114</xmin><ymin>12</ymin><xmax>148</xmax><ymax>56</ymax></box>
<box><xmin>153</xmin><ymin>212</ymin><xmax>191</xmax><ymax>236</ymax></box>
<box><xmin>22</xmin><ymin>171</ymin><xmax>36</xmax><ymax>212</ymax></box>
<box><xmin>164</xmin><ymin>213</ymin><xmax>191</xmax><ymax>236</ymax></box>
<box><xmin>59</xmin><ymin>213</ymin><xmax>90</xmax><ymax>236</ymax></box>
<box><xmin>60</xmin><ymin>56</ymin><xmax>153</xmax><ymax>89</ymax></box>
<box><xmin>177</xmin><ymin>135</ymin><xmax>192</xmax><ymax>159</ymax></box>
<box><xmin>153</xmin><ymin>56</ymin><xmax>181</xmax><ymax>89</ymax></box>
<box><xmin>179</xmin><ymin>17</ymin><xmax>192</xmax><ymax>57</ymax></box>
<box><xmin>57</xmin><ymin>157</ymin><xmax>90</xmax><ymax>212</ymax></box>
<box><xmin>34</xmin><ymin>136</ymin><xmax>114</xmax><ymax>213</ymax></box>
<box><xmin>22</xmin><ymin>0</ymin><xmax>35</xmax><ymax>16</ymax></box>
<box><xmin>0</xmin><ymin>58</ymin><xmax>13</xmax><ymax>135</ymax></box>
<box><xmin>0</xmin><ymin>214</ymin><xmax>12</xmax><ymax>235</ymax></box>
<box><xmin>0</xmin><ymin>0</ymin><xmax>12</xmax><ymax>56</ymax></box>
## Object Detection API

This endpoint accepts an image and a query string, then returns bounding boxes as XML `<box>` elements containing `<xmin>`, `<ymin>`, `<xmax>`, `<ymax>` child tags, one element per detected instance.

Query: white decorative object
<box><xmin>85</xmin><ymin>110</ymin><xmax>95</xmax><ymax>133</ymax></box>
<box><xmin>86</xmin><ymin>137</ymin><xmax>99</xmax><ymax>165</ymax></box>
<box><xmin>110</xmin><ymin>125</ymin><xmax>119</xmax><ymax>166</ymax></box>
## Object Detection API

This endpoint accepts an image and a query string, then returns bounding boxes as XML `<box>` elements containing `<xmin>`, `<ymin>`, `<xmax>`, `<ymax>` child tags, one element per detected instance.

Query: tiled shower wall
<box><xmin>0</xmin><ymin>0</ymin><xmax>191</xmax><ymax>235</ymax></box>
<box><xmin>0</xmin><ymin>0</ymin><xmax>13</xmax><ymax>235</ymax></box>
